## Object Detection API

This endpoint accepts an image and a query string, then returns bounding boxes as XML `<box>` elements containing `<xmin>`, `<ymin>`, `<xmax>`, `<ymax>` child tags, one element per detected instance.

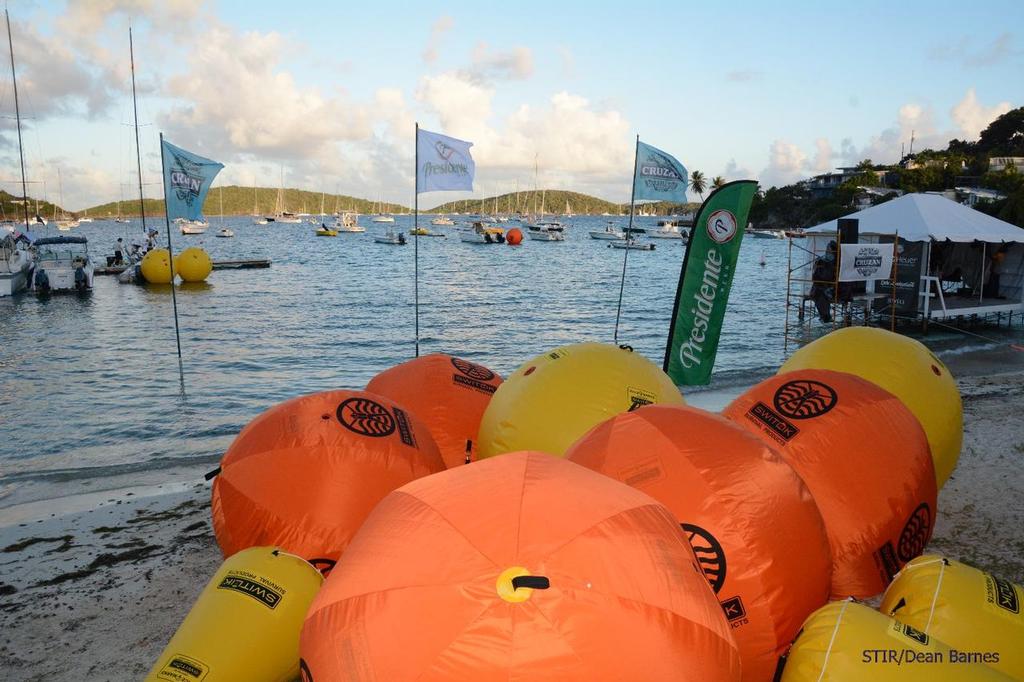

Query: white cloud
<box><xmin>422</xmin><ymin>15</ymin><xmax>454</xmax><ymax>64</ymax></box>
<box><xmin>759</xmin><ymin>139</ymin><xmax>807</xmax><ymax>188</ymax></box>
<box><xmin>466</xmin><ymin>43</ymin><xmax>534</xmax><ymax>83</ymax></box>
<box><xmin>810</xmin><ymin>138</ymin><xmax>834</xmax><ymax>172</ymax></box>
<box><xmin>950</xmin><ymin>88</ymin><xmax>1013</xmax><ymax>139</ymax></box>
<box><xmin>160</xmin><ymin>23</ymin><xmax>373</xmax><ymax>161</ymax></box>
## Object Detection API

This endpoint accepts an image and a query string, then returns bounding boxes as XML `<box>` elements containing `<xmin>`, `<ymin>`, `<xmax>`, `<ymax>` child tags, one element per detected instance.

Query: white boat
<box><xmin>216</xmin><ymin>228</ymin><xmax>234</xmax><ymax>238</ymax></box>
<box><xmin>114</xmin><ymin>217</ymin><xmax>130</xmax><ymax>225</ymax></box>
<box><xmin>251</xmin><ymin>184</ymin><xmax>267</xmax><ymax>224</ymax></box>
<box><xmin>526</xmin><ymin>221</ymin><xmax>565</xmax><ymax>241</ymax></box>
<box><xmin>56</xmin><ymin>220</ymin><xmax>80</xmax><ymax>231</ymax></box>
<box><xmin>372</xmin><ymin>215</ymin><xmax>394</xmax><ymax>223</ymax></box>
<box><xmin>610</xmin><ymin>238</ymin><xmax>655</xmax><ymax>251</ymax></box>
<box><xmin>177</xmin><ymin>218</ymin><xmax>208</xmax><ymax>234</ymax></box>
<box><xmin>589</xmin><ymin>223</ymin><xmax>625</xmax><ymax>241</ymax></box>
<box><xmin>253</xmin><ymin>217</ymin><xmax>268</xmax><ymax>225</ymax></box>
<box><xmin>54</xmin><ymin>169</ymin><xmax>78</xmax><ymax>231</ymax></box>
<box><xmin>374</xmin><ymin>227</ymin><xmax>406</xmax><ymax>245</ymax></box>
<box><xmin>78</xmin><ymin>216</ymin><xmax>93</xmax><ymax>223</ymax></box>
<box><xmin>431</xmin><ymin>215</ymin><xmax>454</xmax><ymax>226</ymax></box>
<box><xmin>648</xmin><ymin>221</ymin><xmax>687</xmax><ymax>239</ymax></box>
<box><xmin>334</xmin><ymin>211</ymin><xmax>365</xmax><ymax>233</ymax></box>
<box><xmin>272</xmin><ymin>212</ymin><xmax>303</xmax><ymax>224</ymax></box>
<box><xmin>31</xmin><ymin>235</ymin><xmax>95</xmax><ymax>293</ymax></box>
<box><xmin>459</xmin><ymin>222</ymin><xmax>505</xmax><ymax>244</ymax></box>
<box><xmin>750</xmin><ymin>229</ymin><xmax>786</xmax><ymax>239</ymax></box>
<box><xmin>0</xmin><ymin>234</ymin><xmax>33</xmax><ymax>296</ymax></box>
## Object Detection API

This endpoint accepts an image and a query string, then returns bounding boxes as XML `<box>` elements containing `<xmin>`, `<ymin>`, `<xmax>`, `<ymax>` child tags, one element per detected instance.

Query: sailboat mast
<box><xmin>129</xmin><ymin>25</ymin><xmax>147</xmax><ymax>233</ymax></box>
<box><xmin>6</xmin><ymin>10</ymin><xmax>31</xmax><ymax>231</ymax></box>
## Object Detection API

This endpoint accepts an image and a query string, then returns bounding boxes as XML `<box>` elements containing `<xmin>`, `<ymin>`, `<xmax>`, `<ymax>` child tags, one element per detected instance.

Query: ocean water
<box><xmin>0</xmin><ymin>215</ymin><xmax>1019</xmax><ymax>507</ymax></box>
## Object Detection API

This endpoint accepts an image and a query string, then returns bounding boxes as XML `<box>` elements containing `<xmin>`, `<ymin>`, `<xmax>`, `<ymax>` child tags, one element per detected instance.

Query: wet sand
<box><xmin>1</xmin><ymin>356</ymin><xmax>1022</xmax><ymax>681</ymax></box>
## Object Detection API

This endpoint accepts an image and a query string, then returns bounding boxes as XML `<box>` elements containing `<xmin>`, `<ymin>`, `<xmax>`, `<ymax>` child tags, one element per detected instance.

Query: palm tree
<box><xmin>711</xmin><ymin>176</ymin><xmax>726</xmax><ymax>190</ymax></box>
<box><xmin>690</xmin><ymin>170</ymin><xmax>706</xmax><ymax>200</ymax></box>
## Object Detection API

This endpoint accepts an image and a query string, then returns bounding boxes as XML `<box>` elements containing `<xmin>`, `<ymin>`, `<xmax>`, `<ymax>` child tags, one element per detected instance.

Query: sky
<box><xmin>0</xmin><ymin>0</ymin><xmax>1021</xmax><ymax>211</ymax></box>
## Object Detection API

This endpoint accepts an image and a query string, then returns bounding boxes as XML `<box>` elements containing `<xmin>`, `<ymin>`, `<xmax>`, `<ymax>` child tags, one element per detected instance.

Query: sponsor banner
<box><xmin>416</xmin><ymin>128</ymin><xmax>475</xmax><ymax>193</ymax></box>
<box><xmin>633</xmin><ymin>141</ymin><xmax>688</xmax><ymax>203</ymax></box>
<box><xmin>874</xmin><ymin>238</ymin><xmax>924</xmax><ymax>316</ymax></box>
<box><xmin>663</xmin><ymin>181</ymin><xmax>757</xmax><ymax>386</ymax></box>
<box><xmin>161</xmin><ymin>139</ymin><xmax>224</xmax><ymax>222</ymax></box>
<box><xmin>838</xmin><ymin>244</ymin><xmax>894</xmax><ymax>281</ymax></box>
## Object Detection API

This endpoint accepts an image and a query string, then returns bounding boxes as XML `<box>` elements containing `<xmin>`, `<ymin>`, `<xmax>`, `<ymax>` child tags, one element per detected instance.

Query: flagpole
<box><xmin>158</xmin><ymin>132</ymin><xmax>185</xmax><ymax>388</ymax></box>
<box><xmin>414</xmin><ymin>121</ymin><xmax>420</xmax><ymax>358</ymax></box>
<box><xmin>129</xmin><ymin>24</ymin><xmax>147</xmax><ymax>235</ymax></box>
<box><xmin>613</xmin><ymin>134</ymin><xmax>640</xmax><ymax>345</ymax></box>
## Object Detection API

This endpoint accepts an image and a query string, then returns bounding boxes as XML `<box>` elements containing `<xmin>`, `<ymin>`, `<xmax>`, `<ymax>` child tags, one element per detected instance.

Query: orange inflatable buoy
<box><xmin>212</xmin><ymin>390</ymin><xmax>445</xmax><ymax>572</ymax></box>
<box><xmin>723</xmin><ymin>369</ymin><xmax>937</xmax><ymax>599</ymax></box>
<box><xmin>301</xmin><ymin>451</ymin><xmax>741</xmax><ymax>681</ymax></box>
<box><xmin>366</xmin><ymin>354</ymin><xmax>503</xmax><ymax>468</ymax></box>
<box><xmin>506</xmin><ymin>227</ymin><xmax>523</xmax><ymax>245</ymax></box>
<box><xmin>566</xmin><ymin>405</ymin><xmax>831</xmax><ymax>682</ymax></box>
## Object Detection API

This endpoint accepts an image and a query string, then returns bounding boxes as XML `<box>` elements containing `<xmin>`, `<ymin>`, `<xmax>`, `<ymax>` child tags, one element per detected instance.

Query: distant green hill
<box><xmin>427</xmin><ymin>189</ymin><xmax>699</xmax><ymax>216</ymax></box>
<box><xmin>0</xmin><ymin>190</ymin><xmax>68</xmax><ymax>224</ymax></box>
<box><xmin>80</xmin><ymin>186</ymin><xmax>408</xmax><ymax>218</ymax></box>
<box><xmin>77</xmin><ymin>186</ymin><xmax>699</xmax><ymax>218</ymax></box>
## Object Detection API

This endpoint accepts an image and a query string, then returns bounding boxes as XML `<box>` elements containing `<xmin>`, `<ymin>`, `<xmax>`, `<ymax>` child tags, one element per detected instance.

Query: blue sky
<box><xmin>1</xmin><ymin>0</ymin><xmax>1021</xmax><ymax>209</ymax></box>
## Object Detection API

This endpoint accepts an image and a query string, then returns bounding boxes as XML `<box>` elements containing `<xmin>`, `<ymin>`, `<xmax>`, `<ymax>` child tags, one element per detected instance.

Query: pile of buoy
<box><xmin>140</xmin><ymin>246</ymin><xmax>212</xmax><ymax>284</ymax></box>
<box><xmin>144</xmin><ymin>330</ymin><xmax>1017</xmax><ymax>682</ymax></box>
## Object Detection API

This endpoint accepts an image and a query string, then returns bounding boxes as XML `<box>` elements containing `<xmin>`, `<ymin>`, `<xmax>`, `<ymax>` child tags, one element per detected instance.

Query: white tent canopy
<box><xmin>805</xmin><ymin>193</ymin><xmax>1024</xmax><ymax>242</ymax></box>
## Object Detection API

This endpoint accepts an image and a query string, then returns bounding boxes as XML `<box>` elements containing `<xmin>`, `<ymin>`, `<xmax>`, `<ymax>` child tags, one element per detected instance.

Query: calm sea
<box><xmin>0</xmin><ymin>215</ymin><xmax>1019</xmax><ymax>507</ymax></box>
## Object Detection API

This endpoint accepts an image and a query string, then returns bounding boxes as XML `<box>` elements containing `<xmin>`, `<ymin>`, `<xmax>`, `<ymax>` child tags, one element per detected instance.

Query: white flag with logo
<box><xmin>416</xmin><ymin>128</ymin><xmax>475</xmax><ymax>193</ymax></box>
<box><xmin>838</xmin><ymin>244</ymin><xmax>895</xmax><ymax>281</ymax></box>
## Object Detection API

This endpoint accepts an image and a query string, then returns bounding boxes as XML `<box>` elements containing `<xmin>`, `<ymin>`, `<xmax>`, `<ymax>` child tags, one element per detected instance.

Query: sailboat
<box><xmin>0</xmin><ymin>8</ymin><xmax>35</xmax><ymax>296</ymax></box>
<box><xmin>268</xmin><ymin>168</ymin><xmax>302</xmax><ymax>223</ymax></box>
<box><xmin>55</xmin><ymin>169</ymin><xmax>79</xmax><ymax>231</ymax></box>
<box><xmin>372</xmin><ymin>195</ymin><xmax>394</xmax><ymax>223</ymax></box>
<box><xmin>526</xmin><ymin>188</ymin><xmax>564</xmax><ymax>241</ymax></box>
<box><xmin>252</xmin><ymin>183</ymin><xmax>267</xmax><ymax>224</ymax></box>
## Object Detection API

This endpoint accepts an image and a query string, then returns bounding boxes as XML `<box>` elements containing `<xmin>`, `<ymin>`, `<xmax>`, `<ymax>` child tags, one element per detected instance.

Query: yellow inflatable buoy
<box><xmin>880</xmin><ymin>555</ymin><xmax>1023</xmax><ymax>680</ymax></box>
<box><xmin>174</xmin><ymin>246</ymin><xmax>213</xmax><ymax>283</ymax></box>
<box><xmin>780</xmin><ymin>327</ymin><xmax>962</xmax><ymax>487</ymax></box>
<box><xmin>146</xmin><ymin>546</ymin><xmax>323</xmax><ymax>682</ymax></box>
<box><xmin>781</xmin><ymin>600</ymin><xmax>1012</xmax><ymax>681</ymax></box>
<box><xmin>140</xmin><ymin>248</ymin><xmax>173</xmax><ymax>284</ymax></box>
<box><xmin>476</xmin><ymin>342</ymin><xmax>684</xmax><ymax>459</ymax></box>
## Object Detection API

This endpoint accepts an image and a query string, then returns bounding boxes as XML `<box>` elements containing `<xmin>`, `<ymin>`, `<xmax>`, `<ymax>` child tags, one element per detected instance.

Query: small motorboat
<box><xmin>430</xmin><ymin>215</ymin><xmax>454</xmax><ymax>226</ymax></box>
<box><xmin>178</xmin><ymin>219</ymin><xmax>208</xmax><ymax>235</ymax></box>
<box><xmin>216</xmin><ymin>228</ymin><xmax>235</xmax><ymax>238</ymax></box>
<box><xmin>589</xmin><ymin>223</ymin><xmax>625</xmax><ymax>241</ymax></box>
<box><xmin>374</xmin><ymin>228</ymin><xmax>406</xmax><ymax>245</ymax></box>
<box><xmin>460</xmin><ymin>222</ymin><xmax>505</xmax><ymax>244</ymax></box>
<box><xmin>316</xmin><ymin>225</ymin><xmax>339</xmax><ymax>237</ymax></box>
<box><xmin>31</xmin><ymin>235</ymin><xmax>95</xmax><ymax>293</ymax></box>
<box><xmin>750</xmin><ymin>229</ymin><xmax>786</xmax><ymax>239</ymax></box>
<box><xmin>409</xmin><ymin>227</ymin><xmax>445</xmax><ymax>237</ymax></box>
<box><xmin>334</xmin><ymin>212</ymin><xmax>366</xmax><ymax>233</ymax></box>
<box><xmin>648</xmin><ymin>221</ymin><xmax>686</xmax><ymax>239</ymax></box>
<box><xmin>372</xmin><ymin>215</ymin><xmax>395</xmax><ymax>223</ymax></box>
<box><xmin>610</xmin><ymin>238</ymin><xmax>655</xmax><ymax>251</ymax></box>
<box><xmin>526</xmin><ymin>221</ymin><xmax>565</xmax><ymax>241</ymax></box>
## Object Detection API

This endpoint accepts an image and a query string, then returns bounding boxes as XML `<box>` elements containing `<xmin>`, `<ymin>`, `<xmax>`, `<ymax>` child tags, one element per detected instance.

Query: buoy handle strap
<box><xmin>204</xmin><ymin>466</ymin><xmax>222</xmax><ymax>481</ymax></box>
<box><xmin>511</xmin><ymin>575</ymin><xmax>550</xmax><ymax>590</ymax></box>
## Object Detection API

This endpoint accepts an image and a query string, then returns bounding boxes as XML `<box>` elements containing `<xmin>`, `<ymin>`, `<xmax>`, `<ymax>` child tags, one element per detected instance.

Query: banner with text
<box><xmin>634</xmin><ymin>141</ymin><xmax>688</xmax><ymax>203</ymax></box>
<box><xmin>161</xmin><ymin>139</ymin><xmax>224</xmax><ymax>222</ymax></box>
<box><xmin>838</xmin><ymin>243</ymin><xmax>895</xmax><ymax>281</ymax></box>
<box><xmin>873</xmin><ymin>237</ymin><xmax>924</xmax><ymax>316</ymax></box>
<box><xmin>416</xmin><ymin>128</ymin><xmax>475</xmax><ymax>193</ymax></box>
<box><xmin>663</xmin><ymin>180</ymin><xmax>757</xmax><ymax>386</ymax></box>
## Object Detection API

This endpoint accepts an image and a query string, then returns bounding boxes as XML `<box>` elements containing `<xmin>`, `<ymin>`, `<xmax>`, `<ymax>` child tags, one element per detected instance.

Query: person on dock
<box><xmin>810</xmin><ymin>240</ymin><xmax>838</xmax><ymax>323</ymax></box>
<box><xmin>113</xmin><ymin>238</ymin><xmax>125</xmax><ymax>265</ymax></box>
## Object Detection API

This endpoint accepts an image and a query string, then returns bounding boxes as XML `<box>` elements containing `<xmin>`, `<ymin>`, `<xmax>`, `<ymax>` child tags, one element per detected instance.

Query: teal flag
<box><xmin>634</xmin><ymin>141</ymin><xmax>688</xmax><ymax>203</ymax></box>
<box><xmin>161</xmin><ymin>139</ymin><xmax>224</xmax><ymax>221</ymax></box>
<box><xmin>663</xmin><ymin>180</ymin><xmax>757</xmax><ymax>385</ymax></box>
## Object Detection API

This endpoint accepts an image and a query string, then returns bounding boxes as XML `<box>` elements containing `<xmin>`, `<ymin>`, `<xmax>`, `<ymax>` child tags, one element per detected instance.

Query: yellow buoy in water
<box><xmin>780</xmin><ymin>327</ymin><xmax>962</xmax><ymax>487</ymax></box>
<box><xmin>146</xmin><ymin>546</ymin><xmax>323</xmax><ymax>682</ymax></box>
<box><xmin>880</xmin><ymin>555</ymin><xmax>1024</xmax><ymax>680</ymax></box>
<box><xmin>477</xmin><ymin>342</ymin><xmax>684</xmax><ymax>459</ymax></box>
<box><xmin>140</xmin><ymin>248</ymin><xmax>173</xmax><ymax>284</ymax></box>
<box><xmin>780</xmin><ymin>599</ymin><xmax>1012</xmax><ymax>681</ymax></box>
<box><xmin>175</xmin><ymin>246</ymin><xmax>213</xmax><ymax>283</ymax></box>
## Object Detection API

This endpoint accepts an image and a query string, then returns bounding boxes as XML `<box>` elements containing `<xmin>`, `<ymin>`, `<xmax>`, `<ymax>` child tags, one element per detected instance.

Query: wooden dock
<box><xmin>95</xmin><ymin>259</ymin><xmax>271</xmax><ymax>276</ymax></box>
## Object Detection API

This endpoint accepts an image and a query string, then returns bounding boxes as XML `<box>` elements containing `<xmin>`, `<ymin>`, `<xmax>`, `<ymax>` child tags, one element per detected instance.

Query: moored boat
<box><xmin>31</xmin><ymin>235</ymin><xmax>95</xmax><ymax>293</ymax></box>
<box><xmin>460</xmin><ymin>222</ymin><xmax>505</xmax><ymax>244</ymax></box>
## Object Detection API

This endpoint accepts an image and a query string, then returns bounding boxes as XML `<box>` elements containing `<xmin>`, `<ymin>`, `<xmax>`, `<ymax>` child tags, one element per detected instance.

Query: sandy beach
<box><xmin>1</xmin><ymin>354</ymin><xmax>1022</xmax><ymax>681</ymax></box>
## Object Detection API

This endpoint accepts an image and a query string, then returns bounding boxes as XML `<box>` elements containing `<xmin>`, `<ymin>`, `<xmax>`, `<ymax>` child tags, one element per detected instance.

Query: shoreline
<box><xmin>1</xmin><ymin>351</ymin><xmax>1021</xmax><ymax>680</ymax></box>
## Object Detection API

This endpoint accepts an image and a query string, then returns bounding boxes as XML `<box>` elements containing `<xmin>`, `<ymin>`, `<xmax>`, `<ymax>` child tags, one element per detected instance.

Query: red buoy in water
<box><xmin>506</xmin><ymin>227</ymin><xmax>523</xmax><ymax>245</ymax></box>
